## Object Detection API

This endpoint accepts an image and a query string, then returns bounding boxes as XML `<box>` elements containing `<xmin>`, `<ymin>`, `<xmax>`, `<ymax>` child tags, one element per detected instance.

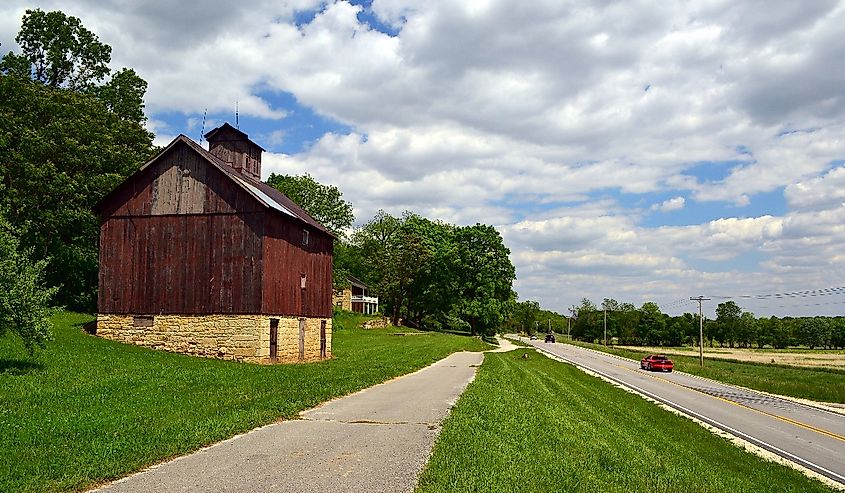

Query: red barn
<box><xmin>94</xmin><ymin>123</ymin><xmax>333</xmax><ymax>363</ymax></box>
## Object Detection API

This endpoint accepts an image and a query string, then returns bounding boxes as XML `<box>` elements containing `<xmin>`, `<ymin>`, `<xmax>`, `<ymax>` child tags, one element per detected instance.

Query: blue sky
<box><xmin>4</xmin><ymin>0</ymin><xmax>845</xmax><ymax>317</ymax></box>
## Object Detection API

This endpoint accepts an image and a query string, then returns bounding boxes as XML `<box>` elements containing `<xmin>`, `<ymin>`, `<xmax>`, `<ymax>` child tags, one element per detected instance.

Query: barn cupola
<box><xmin>204</xmin><ymin>123</ymin><xmax>265</xmax><ymax>180</ymax></box>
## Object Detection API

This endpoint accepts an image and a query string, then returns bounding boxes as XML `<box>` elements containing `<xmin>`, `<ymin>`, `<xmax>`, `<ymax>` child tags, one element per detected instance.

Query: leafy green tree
<box><xmin>572</xmin><ymin>298</ymin><xmax>602</xmax><ymax>342</ymax></box>
<box><xmin>615</xmin><ymin>302</ymin><xmax>640</xmax><ymax>344</ymax></box>
<box><xmin>404</xmin><ymin>216</ymin><xmax>456</xmax><ymax>328</ymax></box>
<box><xmin>666</xmin><ymin>314</ymin><xmax>693</xmax><ymax>346</ymax></box>
<box><xmin>448</xmin><ymin>224</ymin><xmax>516</xmax><ymax>336</ymax></box>
<box><xmin>831</xmin><ymin>318</ymin><xmax>845</xmax><ymax>349</ymax></box>
<box><xmin>354</xmin><ymin>212</ymin><xmax>515</xmax><ymax>335</ymax></box>
<box><xmin>769</xmin><ymin>316</ymin><xmax>795</xmax><ymax>349</ymax></box>
<box><xmin>1</xmin><ymin>9</ymin><xmax>112</xmax><ymax>90</ymax></box>
<box><xmin>354</xmin><ymin>210</ymin><xmax>424</xmax><ymax>326</ymax></box>
<box><xmin>266</xmin><ymin>173</ymin><xmax>354</xmax><ymax>237</ymax></box>
<box><xmin>756</xmin><ymin>316</ymin><xmax>773</xmax><ymax>348</ymax></box>
<box><xmin>638</xmin><ymin>302</ymin><xmax>665</xmax><ymax>345</ymax></box>
<box><xmin>704</xmin><ymin>318</ymin><xmax>718</xmax><ymax>347</ymax></box>
<box><xmin>95</xmin><ymin>68</ymin><xmax>148</xmax><ymax>123</ymax></box>
<box><xmin>538</xmin><ymin>308</ymin><xmax>568</xmax><ymax>334</ymax></box>
<box><xmin>507</xmin><ymin>300</ymin><xmax>541</xmax><ymax>334</ymax></box>
<box><xmin>682</xmin><ymin>312</ymin><xmax>699</xmax><ymax>345</ymax></box>
<box><xmin>0</xmin><ymin>217</ymin><xmax>57</xmax><ymax>353</ymax></box>
<box><xmin>797</xmin><ymin>317</ymin><xmax>830</xmax><ymax>349</ymax></box>
<box><xmin>354</xmin><ymin>210</ymin><xmax>400</xmax><ymax>321</ymax></box>
<box><xmin>332</xmin><ymin>241</ymin><xmax>366</xmax><ymax>290</ymax></box>
<box><xmin>715</xmin><ymin>301</ymin><xmax>742</xmax><ymax>347</ymax></box>
<box><xmin>738</xmin><ymin>311</ymin><xmax>758</xmax><ymax>348</ymax></box>
<box><xmin>600</xmin><ymin>298</ymin><xmax>620</xmax><ymax>343</ymax></box>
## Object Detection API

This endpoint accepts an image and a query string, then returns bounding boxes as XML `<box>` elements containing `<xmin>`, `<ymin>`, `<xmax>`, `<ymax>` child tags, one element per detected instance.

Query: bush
<box><xmin>0</xmin><ymin>217</ymin><xmax>57</xmax><ymax>353</ymax></box>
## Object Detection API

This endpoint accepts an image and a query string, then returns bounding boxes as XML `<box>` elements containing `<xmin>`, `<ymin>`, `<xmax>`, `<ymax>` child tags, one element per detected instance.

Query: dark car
<box><xmin>640</xmin><ymin>354</ymin><xmax>673</xmax><ymax>372</ymax></box>
<box><xmin>544</xmin><ymin>333</ymin><xmax>555</xmax><ymax>343</ymax></box>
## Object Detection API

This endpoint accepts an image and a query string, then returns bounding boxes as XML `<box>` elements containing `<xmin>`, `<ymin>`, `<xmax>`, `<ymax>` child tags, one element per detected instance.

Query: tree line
<box><xmin>347</xmin><ymin>212</ymin><xmax>516</xmax><ymax>337</ymax></box>
<box><xmin>565</xmin><ymin>298</ymin><xmax>845</xmax><ymax>350</ymax></box>
<box><xmin>503</xmin><ymin>299</ymin><xmax>570</xmax><ymax>335</ymax></box>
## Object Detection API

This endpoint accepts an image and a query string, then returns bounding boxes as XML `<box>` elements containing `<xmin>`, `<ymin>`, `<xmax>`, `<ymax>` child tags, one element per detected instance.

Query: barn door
<box><xmin>320</xmin><ymin>320</ymin><xmax>327</xmax><ymax>360</ymax></box>
<box><xmin>270</xmin><ymin>319</ymin><xmax>279</xmax><ymax>363</ymax></box>
<box><xmin>298</xmin><ymin>318</ymin><xmax>306</xmax><ymax>361</ymax></box>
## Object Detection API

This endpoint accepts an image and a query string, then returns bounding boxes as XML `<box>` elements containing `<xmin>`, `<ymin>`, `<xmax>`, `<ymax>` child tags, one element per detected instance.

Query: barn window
<box><xmin>133</xmin><ymin>315</ymin><xmax>154</xmax><ymax>327</ymax></box>
<box><xmin>302</xmin><ymin>228</ymin><xmax>310</xmax><ymax>246</ymax></box>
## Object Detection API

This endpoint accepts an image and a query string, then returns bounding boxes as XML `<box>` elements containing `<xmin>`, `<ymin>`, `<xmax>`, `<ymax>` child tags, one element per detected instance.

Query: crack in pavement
<box><xmin>302</xmin><ymin>417</ymin><xmax>439</xmax><ymax>428</ymax></box>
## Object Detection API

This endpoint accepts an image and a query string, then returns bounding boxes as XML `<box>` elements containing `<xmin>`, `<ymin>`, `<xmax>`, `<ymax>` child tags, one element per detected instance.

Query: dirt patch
<box><xmin>618</xmin><ymin>346</ymin><xmax>845</xmax><ymax>370</ymax></box>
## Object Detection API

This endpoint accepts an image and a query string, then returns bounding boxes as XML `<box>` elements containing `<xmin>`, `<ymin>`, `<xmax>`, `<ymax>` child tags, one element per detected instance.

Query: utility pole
<box><xmin>690</xmin><ymin>296</ymin><xmax>710</xmax><ymax>367</ymax></box>
<box><xmin>548</xmin><ymin>319</ymin><xmax>551</xmax><ymax>333</ymax></box>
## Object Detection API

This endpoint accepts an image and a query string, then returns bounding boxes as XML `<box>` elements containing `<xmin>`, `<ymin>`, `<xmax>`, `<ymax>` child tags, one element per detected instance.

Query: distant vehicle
<box><xmin>545</xmin><ymin>333</ymin><xmax>555</xmax><ymax>343</ymax></box>
<box><xmin>529</xmin><ymin>334</ymin><xmax>537</xmax><ymax>340</ymax></box>
<box><xmin>640</xmin><ymin>354</ymin><xmax>673</xmax><ymax>372</ymax></box>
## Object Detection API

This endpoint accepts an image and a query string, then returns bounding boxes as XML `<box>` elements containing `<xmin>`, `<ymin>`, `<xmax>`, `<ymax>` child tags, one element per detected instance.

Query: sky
<box><xmin>3</xmin><ymin>0</ymin><xmax>845</xmax><ymax>318</ymax></box>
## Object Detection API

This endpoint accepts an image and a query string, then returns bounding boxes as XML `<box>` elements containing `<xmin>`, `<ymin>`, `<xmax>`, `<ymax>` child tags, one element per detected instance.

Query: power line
<box><xmin>735</xmin><ymin>299</ymin><xmax>845</xmax><ymax>310</ymax></box>
<box><xmin>707</xmin><ymin>286</ymin><xmax>845</xmax><ymax>300</ymax></box>
<box><xmin>657</xmin><ymin>298</ymin><xmax>699</xmax><ymax>312</ymax></box>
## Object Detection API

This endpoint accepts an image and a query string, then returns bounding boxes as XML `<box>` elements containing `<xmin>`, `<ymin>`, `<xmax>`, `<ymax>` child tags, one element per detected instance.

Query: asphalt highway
<box><xmin>520</xmin><ymin>338</ymin><xmax>845</xmax><ymax>487</ymax></box>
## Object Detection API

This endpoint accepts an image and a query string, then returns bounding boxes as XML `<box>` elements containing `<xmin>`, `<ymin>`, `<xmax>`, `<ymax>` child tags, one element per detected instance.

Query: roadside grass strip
<box><xmin>0</xmin><ymin>312</ymin><xmax>490</xmax><ymax>493</ymax></box>
<box><xmin>416</xmin><ymin>349</ymin><xmax>836</xmax><ymax>493</ymax></box>
<box><xmin>570</xmin><ymin>341</ymin><xmax>845</xmax><ymax>404</ymax></box>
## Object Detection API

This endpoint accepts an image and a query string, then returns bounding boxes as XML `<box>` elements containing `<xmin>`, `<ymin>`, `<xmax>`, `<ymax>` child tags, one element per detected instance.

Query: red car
<box><xmin>640</xmin><ymin>354</ymin><xmax>673</xmax><ymax>372</ymax></box>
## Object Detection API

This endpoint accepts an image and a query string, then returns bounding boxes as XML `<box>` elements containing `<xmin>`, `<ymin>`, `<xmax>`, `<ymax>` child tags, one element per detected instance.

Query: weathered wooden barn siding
<box><xmin>99</xmin><ymin>213</ymin><xmax>265</xmax><ymax>315</ymax></box>
<box><xmin>208</xmin><ymin>137</ymin><xmax>261</xmax><ymax>179</ymax></box>
<box><xmin>97</xmin><ymin>143</ymin><xmax>264</xmax><ymax>218</ymax></box>
<box><xmin>261</xmin><ymin>214</ymin><xmax>333</xmax><ymax>318</ymax></box>
<box><xmin>98</xmin><ymin>142</ymin><xmax>265</xmax><ymax>314</ymax></box>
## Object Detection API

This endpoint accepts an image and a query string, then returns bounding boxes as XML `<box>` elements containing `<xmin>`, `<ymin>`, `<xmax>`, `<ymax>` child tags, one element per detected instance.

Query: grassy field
<box><xmin>570</xmin><ymin>341</ymin><xmax>845</xmax><ymax>403</ymax></box>
<box><xmin>0</xmin><ymin>312</ymin><xmax>490</xmax><ymax>493</ymax></box>
<box><xmin>416</xmin><ymin>349</ymin><xmax>835</xmax><ymax>493</ymax></box>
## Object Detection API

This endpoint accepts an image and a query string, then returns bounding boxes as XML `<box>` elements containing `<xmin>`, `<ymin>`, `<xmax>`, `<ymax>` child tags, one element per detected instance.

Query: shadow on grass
<box><xmin>0</xmin><ymin>359</ymin><xmax>44</xmax><ymax>376</ymax></box>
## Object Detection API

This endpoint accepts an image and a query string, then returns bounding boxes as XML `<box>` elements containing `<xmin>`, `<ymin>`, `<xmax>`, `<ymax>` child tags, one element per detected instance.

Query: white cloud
<box><xmin>652</xmin><ymin>196</ymin><xmax>685</xmax><ymax>212</ymax></box>
<box><xmin>785</xmin><ymin>165</ymin><xmax>845</xmax><ymax>211</ymax></box>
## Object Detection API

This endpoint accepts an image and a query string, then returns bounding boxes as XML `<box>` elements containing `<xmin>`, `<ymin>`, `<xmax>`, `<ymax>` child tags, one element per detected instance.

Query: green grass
<box><xmin>416</xmin><ymin>349</ymin><xmax>835</xmax><ymax>493</ymax></box>
<box><xmin>0</xmin><ymin>312</ymin><xmax>490</xmax><ymax>493</ymax></box>
<box><xmin>570</xmin><ymin>341</ymin><xmax>845</xmax><ymax>403</ymax></box>
<box><xmin>332</xmin><ymin>309</ymin><xmax>382</xmax><ymax>331</ymax></box>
